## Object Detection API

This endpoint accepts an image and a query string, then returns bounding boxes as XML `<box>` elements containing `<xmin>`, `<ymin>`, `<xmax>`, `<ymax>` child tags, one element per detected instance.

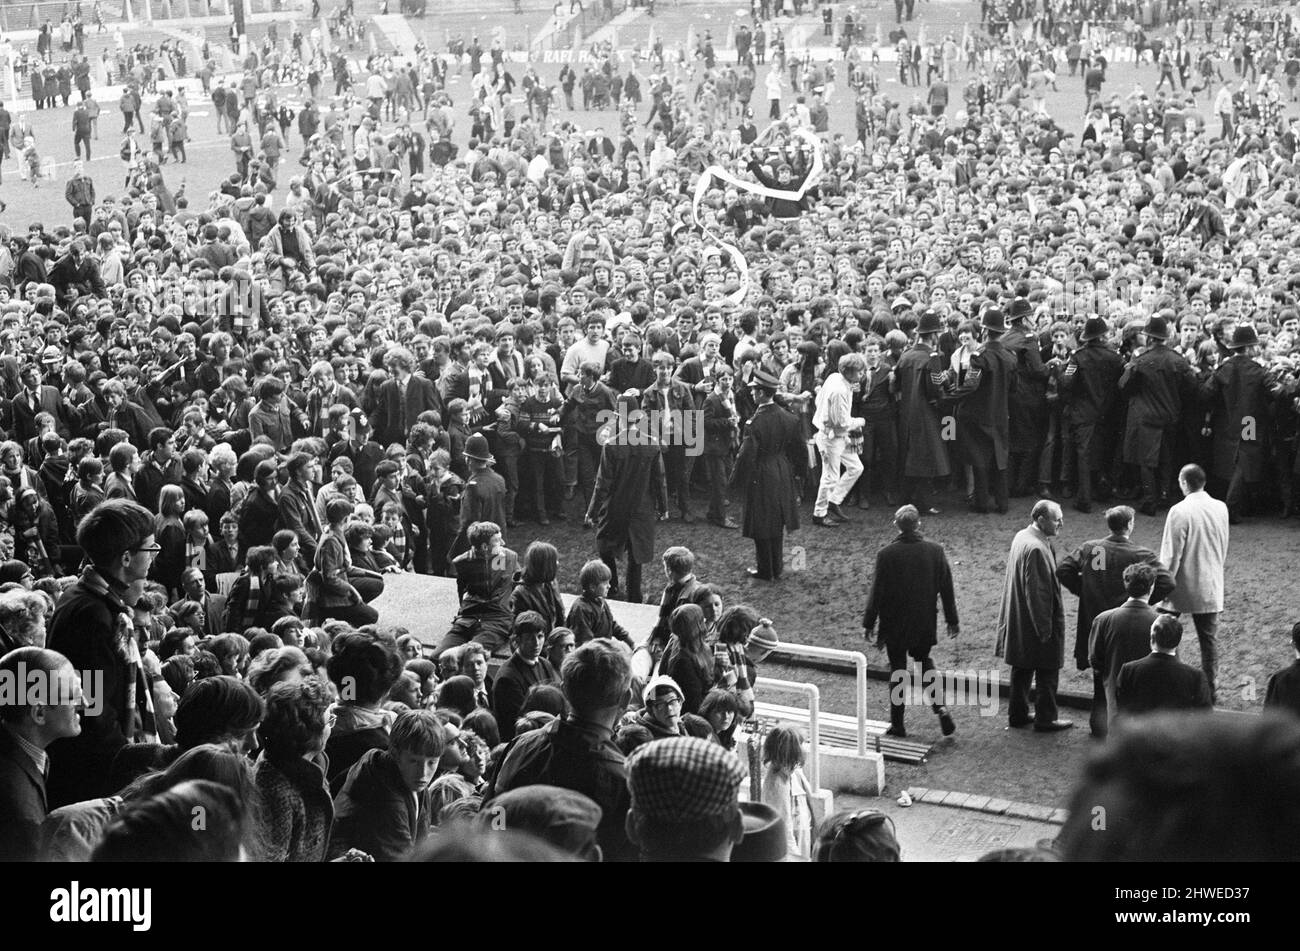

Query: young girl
<box><xmin>761</xmin><ymin>725</ymin><xmax>814</xmax><ymax>859</ymax></box>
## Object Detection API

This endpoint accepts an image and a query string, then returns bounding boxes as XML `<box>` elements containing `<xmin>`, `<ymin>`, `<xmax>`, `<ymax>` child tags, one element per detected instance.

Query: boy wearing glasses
<box><xmin>46</xmin><ymin>499</ymin><xmax>159</xmax><ymax>808</ymax></box>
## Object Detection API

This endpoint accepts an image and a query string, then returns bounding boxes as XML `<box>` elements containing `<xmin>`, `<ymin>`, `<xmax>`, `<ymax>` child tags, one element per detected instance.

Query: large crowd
<box><xmin>1</xmin><ymin>0</ymin><xmax>1300</xmax><ymax>863</ymax></box>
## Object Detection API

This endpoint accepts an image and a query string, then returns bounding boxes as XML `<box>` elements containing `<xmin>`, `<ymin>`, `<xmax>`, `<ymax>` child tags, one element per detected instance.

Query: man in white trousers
<box><xmin>811</xmin><ymin>352</ymin><xmax>865</xmax><ymax>527</ymax></box>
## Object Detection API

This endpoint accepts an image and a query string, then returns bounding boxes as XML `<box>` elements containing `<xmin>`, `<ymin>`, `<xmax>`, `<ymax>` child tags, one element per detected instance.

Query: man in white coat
<box><xmin>1158</xmin><ymin>464</ymin><xmax>1229</xmax><ymax>704</ymax></box>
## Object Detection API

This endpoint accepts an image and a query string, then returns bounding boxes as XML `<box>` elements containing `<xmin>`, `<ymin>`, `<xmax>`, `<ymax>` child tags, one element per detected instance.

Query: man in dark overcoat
<box><xmin>1057</xmin><ymin>504</ymin><xmax>1175</xmax><ymax>736</ymax></box>
<box><xmin>730</xmin><ymin>369</ymin><xmax>806</xmax><ymax>581</ymax></box>
<box><xmin>894</xmin><ymin>311</ymin><xmax>950</xmax><ymax>514</ymax></box>
<box><xmin>585</xmin><ymin>402</ymin><xmax>668</xmax><ymax>604</ymax></box>
<box><xmin>1119</xmin><ymin>314</ymin><xmax>1196</xmax><ymax>516</ymax></box>
<box><xmin>1058</xmin><ymin>315</ymin><xmax>1123</xmax><ymax>513</ymax></box>
<box><xmin>862</xmin><ymin>505</ymin><xmax>959</xmax><ymax>737</ymax></box>
<box><xmin>996</xmin><ymin>499</ymin><xmax>1072</xmax><ymax>732</ymax></box>
<box><xmin>1200</xmin><ymin>324</ymin><xmax>1270</xmax><ymax>523</ymax></box>
<box><xmin>1002</xmin><ymin>297</ymin><xmax>1051</xmax><ymax>496</ymax></box>
<box><xmin>950</xmin><ymin>306</ymin><xmax>1015</xmax><ymax>514</ymax></box>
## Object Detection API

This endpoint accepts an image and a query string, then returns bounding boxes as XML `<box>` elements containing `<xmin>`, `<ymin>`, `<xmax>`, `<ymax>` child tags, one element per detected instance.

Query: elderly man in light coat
<box><xmin>1158</xmin><ymin>463</ymin><xmax>1229</xmax><ymax>704</ymax></box>
<box><xmin>996</xmin><ymin>499</ymin><xmax>1073</xmax><ymax>732</ymax></box>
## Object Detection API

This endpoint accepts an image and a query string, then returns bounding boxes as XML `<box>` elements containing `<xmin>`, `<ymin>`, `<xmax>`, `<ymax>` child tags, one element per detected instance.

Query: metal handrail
<box><xmin>755</xmin><ymin>677</ymin><xmax>820</xmax><ymax>793</ymax></box>
<box><xmin>770</xmin><ymin>643</ymin><xmax>868</xmax><ymax>757</ymax></box>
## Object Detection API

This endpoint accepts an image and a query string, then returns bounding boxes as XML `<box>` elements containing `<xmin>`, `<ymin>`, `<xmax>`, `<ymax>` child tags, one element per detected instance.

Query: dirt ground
<box><xmin>526</xmin><ymin>480</ymin><xmax>1297</xmax><ymax>806</ymax></box>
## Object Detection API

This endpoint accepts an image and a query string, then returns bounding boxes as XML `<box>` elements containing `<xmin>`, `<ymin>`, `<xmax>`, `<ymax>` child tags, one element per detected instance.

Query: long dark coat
<box><xmin>1201</xmin><ymin>353</ymin><xmax>1270</xmax><ymax>482</ymax></box>
<box><xmin>952</xmin><ymin>337</ymin><xmax>1016</xmax><ymax>470</ymax></box>
<box><xmin>862</xmin><ymin>531</ymin><xmax>959</xmax><ymax>653</ymax></box>
<box><xmin>895</xmin><ymin>343</ymin><xmax>951</xmax><ymax>478</ymax></box>
<box><xmin>730</xmin><ymin>401</ymin><xmax>806</xmax><ymax>539</ymax></box>
<box><xmin>995</xmin><ymin>525</ymin><xmax>1066</xmax><ymax>670</ymax></box>
<box><xmin>1002</xmin><ymin>325</ymin><xmax>1050</xmax><ymax>452</ymax></box>
<box><xmin>589</xmin><ymin>438</ymin><xmax>667</xmax><ymax>565</ymax></box>
<box><xmin>1119</xmin><ymin>343</ymin><xmax>1195</xmax><ymax>467</ymax></box>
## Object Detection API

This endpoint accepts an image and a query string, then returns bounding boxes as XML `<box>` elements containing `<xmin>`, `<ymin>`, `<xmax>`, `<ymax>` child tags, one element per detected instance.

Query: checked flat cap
<box><xmin>628</xmin><ymin>737</ymin><xmax>745</xmax><ymax>822</ymax></box>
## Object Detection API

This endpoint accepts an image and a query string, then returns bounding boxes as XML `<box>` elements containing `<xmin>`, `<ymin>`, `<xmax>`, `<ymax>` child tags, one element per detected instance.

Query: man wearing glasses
<box><xmin>46</xmin><ymin>499</ymin><xmax>159</xmax><ymax>808</ymax></box>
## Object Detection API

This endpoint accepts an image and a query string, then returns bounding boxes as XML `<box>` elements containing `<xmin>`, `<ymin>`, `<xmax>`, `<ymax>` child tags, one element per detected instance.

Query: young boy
<box><xmin>426</xmin><ymin>471</ymin><xmax>462</xmax><ymax>578</ymax></box>
<box><xmin>371</xmin><ymin>459</ymin><xmax>403</xmax><ymax>521</ymax></box>
<box><xmin>565</xmin><ymin>559</ymin><xmax>634</xmax><ymax>648</ymax></box>
<box><xmin>330</xmin><ymin>709</ymin><xmax>446</xmax><ymax>861</ymax></box>
<box><xmin>445</xmin><ymin>398</ymin><xmax>470</xmax><ymax>479</ymax></box>
<box><xmin>379</xmin><ymin>506</ymin><xmax>408</xmax><ymax>569</ymax></box>
<box><xmin>650</xmin><ymin>546</ymin><xmax>699</xmax><ymax>651</ymax></box>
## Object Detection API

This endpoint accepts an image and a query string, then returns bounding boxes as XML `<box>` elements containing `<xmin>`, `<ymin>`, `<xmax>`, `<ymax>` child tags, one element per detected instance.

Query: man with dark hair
<box><xmin>1087</xmin><ymin>562</ymin><xmax>1162</xmax><ymax>736</ymax></box>
<box><xmin>46</xmin><ymin>499</ymin><xmax>157</xmax><ymax>807</ymax></box>
<box><xmin>1057</xmin><ymin>505</ymin><xmax>1175</xmax><ymax>736</ymax></box>
<box><xmin>276</xmin><ymin>451</ymin><xmax>322</xmax><ymax>566</ymax></box>
<box><xmin>1158</xmin><ymin>463</ymin><xmax>1229</xmax><ymax>703</ymax></box>
<box><xmin>437</xmin><ymin>521</ymin><xmax>518</xmax><ymax>660</ymax></box>
<box><xmin>1115</xmin><ymin>614</ymin><xmax>1214</xmax><ymax>716</ymax></box>
<box><xmin>1264</xmin><ymin>623</ymin><xmax>1300</xmax><ymax>718</ymax></box>
<box><xmin>133</xmin><ymin>426</ymin><xmax>178</xmax><ymax>513</ymax></box>
<box><xmin>996</xmin><ymin>500</ymin><xmax>1072</xmax><ymax>731</ymax></box>
<box><xmin>1059</xmin><ymin>713</ymin><xmax>1300</xmax><ymax>861</ymax></box>
<box><xmin>0</xmin><ymin>647</ymin><xmax>84</xmax><ymax>860</ymax></box>
<box><xmin>625</xmin><ymin>736</ymin><xmax>747</xmax><ymax>862</ymax></box>
<box><xmin>863</xmin><ymin>504</ymin><xmax>959</xmax><ymax>738</ymax></box>
<box><xmin>486</xmin><ymin>638</ymin><xmax>635</xmax><ymax>862</ymax></box>
<box><xmin>492</xmin><ymin>611</ymin><xmax>560</xmax><ymax>742</ymax></box>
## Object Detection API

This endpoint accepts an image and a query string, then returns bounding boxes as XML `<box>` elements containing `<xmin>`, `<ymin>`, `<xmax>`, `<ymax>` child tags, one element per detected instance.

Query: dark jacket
<box><xmin>1201</xmin><ymin>352</ymin><xmax>1271</xmax><ymax>482</ymax></box>
<box><xmin>1060</xmin><ymin>341</ymin><xmax>1124</xmax><ymax>425</ymax></box>
<box><xmin>508</xmin><ymin>580</ymin><xmax>566</xmax><ymax>634</ymax></box>
<box><xmin>588</xmin><ymin>438</ymin><xmax>667</xmax><ymax>567</ymax></box>
<box><xmin>895</xmin><ymin>343</ymin><xmax>951</xmax><ymax>478</ymax></box>
<box><xmin>1264</xmin><ymin>660</ymin><xmax>1300</xmax><ymax>719</ymax></box>
<box><xmin>863</xmin><ymin>530</ymin><xmax>959</xmax><ymax>653</ymax></box>
<box><xmin>1120</xmin><ymin>343</ymin><xmax>1196</xmax><ymax>467</ymax></box>
<box><xmin>277</xmin><ymin>481</ymin><xmax>322</xmax><ymax>564</ymax></box>
<box><xmin>330</xmin><ymin>747</ymin><xmax>428</xmax><ymax>861</ymax></box>
<box><xmin>1088</xmin><ymin>599</ymin><xmax>1159</xmax><ymax>693</ymax></box>
<box><xmin>1116</xmin><ymin>651</ymin><xmax>1213</xmax><ymax>716</ymax></box>
<box><xmin>45</xmin><ymin>568</ymin><xmax>135</xmax><ymax>808</ymax></box>
<box><xmin>950</xmin><ymin>337</ymin><xmax>1015</xmax><ymax>469</ymax></box>
<box><xmin>369</xmin><ymin>374</ymin><xmax>442</xmax><ymax>448</ymax></box>
<box><xmin>730</xmin><ymin>401</ymin><xmax>806</xmax><ymax>539</ymax></box>
<box><xmin>492</xmin><ymin>653</ymin><xmax>560</xmax><ymax>742</ymax></box>
<box><xmin>238</xmin><ymin>487</ymin><xmax>281</xmax><ymax>552</ymax></box>
<box><xmin>1057</xmin><ymin>535</ymin><xmax>1175</xmax><ymax>668</ymax></box>
<box><xmin>565</xmin><ymin>594</ymin><xmax>633</xmax><ymax>648</ymax></box>
<box><xmin>487</xmin><ymin>715</ymin><xmax>633</xmax><ymax>862</ymax></box>
<box><xmin>0</xmin><ymin>727</ymin><xmax>47</xmax><ymax>861</ymax></box>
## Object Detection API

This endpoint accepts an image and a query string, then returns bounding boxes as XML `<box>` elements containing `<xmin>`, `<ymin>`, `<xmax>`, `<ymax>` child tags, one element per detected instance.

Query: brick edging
<box><xmin>905</xmin><ymin>787</ymin><xmax>1068</xmax><ymax>826</ymax></box>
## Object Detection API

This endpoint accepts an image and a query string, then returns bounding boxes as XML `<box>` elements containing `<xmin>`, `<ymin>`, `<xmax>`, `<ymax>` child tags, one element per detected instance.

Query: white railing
<box><xmin>771</xmin><ymin>644</ymin><xmax>869</xmax><ymax>757</ymax></box>
<box><xmin>755</xmin><ymin>677</ymin><xmax>820</xmax><ymax>793</ymax></box>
